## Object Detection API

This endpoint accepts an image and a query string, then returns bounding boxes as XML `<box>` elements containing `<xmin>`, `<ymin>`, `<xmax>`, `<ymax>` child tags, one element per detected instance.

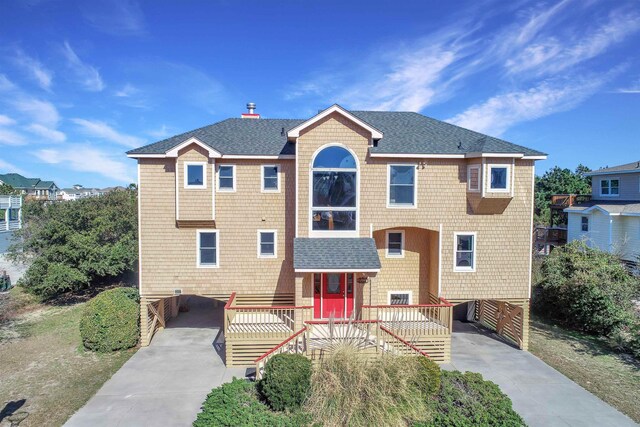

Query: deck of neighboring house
<box><xmin>0</xmin><ymin>195</ymin><xmax>22</xmax><ymax>233</ymax></box>
<box><xmin>534</xmin><ymin>194</ymin><xmax>591</xmax><ymax>254</ymax></box>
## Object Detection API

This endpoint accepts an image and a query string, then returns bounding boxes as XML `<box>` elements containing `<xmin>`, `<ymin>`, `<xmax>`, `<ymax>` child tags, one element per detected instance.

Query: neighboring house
<box><xmin>58</xmin><ymin>184</ymin><xmax>122</xmax><ymax>201</ymax></box>
<box><xmin>127</xmin><ymin>104</ymin><xmax>546</xmax><ymax>367</ymax></box>
<box><xmin>0</xmin><ymin>195</ymin><xmax>22</xmax><ymax>232</ymax></box>
<box><xmin>0</xmin><ymin>173</ymin><xmax>59</xmax><ymax>200</ymax></box>
<box><xmin>565</xmin><ymin>161</ymin><xmax>640</xmax><ymax>264</ymax></box>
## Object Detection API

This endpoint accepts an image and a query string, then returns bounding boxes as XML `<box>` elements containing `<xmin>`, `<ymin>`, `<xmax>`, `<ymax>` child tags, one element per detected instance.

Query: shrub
<box><xmin>533</xmin><ymin>241</ymin><xmax>640</xmax><ymax>335</ymax></box>
<box><xmin>9</xmin><ymin>190</ymin><xmax>138</xmax><ymax>300</ymax></box>
<box><xmin>417</xmin><ymin>370</ymin><xmax>525</xmax><ymax>427</ymax></box>
<box><xmin>193</xmin><ymin>378</ymin><xmax>310</xmax><ymax>427</ymax></box>
<box><xmin>80</xmin><ymin>287</ymin><xmax>139</xmax><ymax>352</ymax></box>
<box><xmin>413</xmin><ymin>356</ymin><xmax>441</xmax><ymax>397</ymax></box>
<box><xmin>260</xmin><ymin>354</ymin><xmax>312</xmax><ymax>411</ymax></box>
<box><xmin>305</xmin><ymin>347</ymin><xmax>430</xmax><ymax>426</ymax></box>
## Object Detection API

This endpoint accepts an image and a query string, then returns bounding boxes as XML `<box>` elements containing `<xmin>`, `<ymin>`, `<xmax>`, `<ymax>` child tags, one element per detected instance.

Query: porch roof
<box><xmin>293</xmin><ymin>237</ymin><xmax>381</xmax><ymax>272</ymax></box>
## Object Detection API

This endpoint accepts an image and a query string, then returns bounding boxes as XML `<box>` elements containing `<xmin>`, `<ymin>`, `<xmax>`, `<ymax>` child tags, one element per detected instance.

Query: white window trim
<box><xmin>467</xmin><ymin>164</ymin><xmax>481</xmax><ymax>192</ymax></box>
<box><xmin>257</xmin><ymin>229</ymin><xmax>278</xmax><ymax>258</ymax></box>
<box><xmin>217</xmin><ymin>164</ymin><xmax>236</xmax><ymax>192</ymax></box>
<box><xmin>453</xmin><ymin>231</ymin><xmax>477</xmax><ymax>272</ymax></box>
<box><xmin>196</xmin><ymin>229</ymin><xmax>219</xmax><ymax>268</ymax></box>
<box><xmin>261</xmin><ymin>164</ymin><xmax>281</xmax><ymax>193</ymax></box>
<box><xmin>487</xmin><ymin>164</ymin><xmax>511</xmax><ymax>193</ymax></box>
<box><xmin>385</xmin><ymin>230</ymin><xmax>405</xmax><ymax>258</ymax></box>
<box><xmin>308</xmin><ymin>143</ymin><xmax>360</xmax><ymax>238</ymax></box>
<box><xmin>599</xmin><ymin>177</ymin><xmax>620</xmax><ymax>197</ymax></box>
<box><xmin>184</xmin><ymin>161</ymin><xmax>207</xmax><ymax>189</ymax></box>
<box><xmin>387</xmin><ymin>290</ymin><xmax>413</xmax><ymax>305</ymax></box>
<box><xmin>387</xmin><ymin>163</ymin><xmax>418</xmax><ymax>209</ymax></box>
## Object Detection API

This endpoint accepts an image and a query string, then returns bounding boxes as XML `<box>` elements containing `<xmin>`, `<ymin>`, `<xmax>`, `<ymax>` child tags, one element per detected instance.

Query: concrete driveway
<box><xmin>444</xmin><ymin>321</ymin><xmax>637</xmax><ymax>427</ymax></box>
<box><xmin>65</xmin><ymin>297</ymin><xmax>248</xmax><ymax>427</ymax></box>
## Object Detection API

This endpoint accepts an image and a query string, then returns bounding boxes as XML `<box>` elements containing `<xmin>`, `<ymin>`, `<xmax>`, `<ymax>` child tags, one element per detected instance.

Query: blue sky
<box><xmin>0</xmin><ymin>0</ymin><xmax>639</xmax><ymax>188</ymax></box>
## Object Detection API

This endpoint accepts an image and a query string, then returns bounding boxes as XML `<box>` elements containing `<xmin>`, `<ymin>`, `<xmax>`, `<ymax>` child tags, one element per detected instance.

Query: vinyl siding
<box><xmin>567</xmin><ymin>210</ymin><xmax>611</xmax><ymax>252</ymax></box>
<box><xmin>592</xmin><ymin>173</ymin><xmax>640</xmax><ymax>201</ymax></box>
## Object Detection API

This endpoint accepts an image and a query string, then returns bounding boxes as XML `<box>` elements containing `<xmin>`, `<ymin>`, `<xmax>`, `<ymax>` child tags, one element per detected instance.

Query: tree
<box><xmin>0</xmin><ymin>183</ymin><xmax>20</xmax><ymax>195</ymax></box>
<box><xmin>7</xmin><ymin>189</ymin><xmax>138</xmax><ymax>300</ymax></box>
<box><xmin>534</xmin><ymin>164</ymin><xmax>591</xmax><ymax>225</ymax></box>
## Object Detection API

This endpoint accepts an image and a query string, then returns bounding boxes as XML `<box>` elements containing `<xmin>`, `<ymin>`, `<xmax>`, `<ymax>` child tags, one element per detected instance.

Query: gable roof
<box><xmin>127</xmin><ymin>107</ymin><xmax>546</xmax><ymax>159</ymax></box>
<box><xmin>565</xmin><ymin>200</ymin><xmax>640</xmax><ymax>215</ymax></box>
<box><xmin>287</xmin><ymin>104</ymin><xmax>383</xmax><ymax>140</ymax></box>
<box><xmin>586</xmin><ymin>161</ymin><xmax>640</xmax><ymax>176</ymax></box>
<box><xmin>0</xmin><ymin>173</ymin><xmax>57</xmax><ymax>190</ymax></box>
<box><xmin>293</xmin><ymin>237</ymin><xmax>381</xmax><ymax>272</ymax></box>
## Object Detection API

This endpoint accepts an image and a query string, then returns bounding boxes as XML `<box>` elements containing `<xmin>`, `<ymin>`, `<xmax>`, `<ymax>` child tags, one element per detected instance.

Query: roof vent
<box><xmin>241</xmin><ymin>102</ymin><xmax>260</xmax><ymax>119</ymax></box>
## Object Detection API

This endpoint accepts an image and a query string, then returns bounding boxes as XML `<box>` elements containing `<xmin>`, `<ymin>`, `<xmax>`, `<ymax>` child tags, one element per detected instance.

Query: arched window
<box><xmin>311</xmin><ymin>146</ymin><xmax>358</xmax><ymax>232</ymax></box>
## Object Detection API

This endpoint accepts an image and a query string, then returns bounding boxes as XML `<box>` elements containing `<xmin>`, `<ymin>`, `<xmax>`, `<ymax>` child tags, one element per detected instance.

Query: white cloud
<box><xmin>61</xmin><ymin>42</ymin><xmax>105</xmax><ymax>92</ymax></box>
<box><xmin>147</xmin><ymin>124</ymin><xmax>172</xmax><ymax>139</ymax></box>
<box><xmin>12</xmin><ymin>98</ymin><xmax>60</xmax><ymax>126</ymax></box>
<box><xmin>114</xmin><ymin>83</ymin><xmax>139</xmax><ymax>97</ymax></box>
<box><xmin>36</xmin><ymin>145</ymin><xmax>135</xmax><ymax>183</ymax></box>
<box><xmin>0</xmin><ymin>115</ymin><xmax>16</xmax><ymax>126</ymax></box>
<box><xmin>0</xmin><ymin>128</ymin><xmax>27</xmax><ymax>146</ymax></box>
<box><xmin>26</xmin><ymin>123</ymin><xmax>66</xmax><ymax>143</ymax></box>
<box><xmin>447</xmin><ymin>76</ymin><xmax>608</xmax><ymax>136</ymax></box>
<box><xmin>80</xmin><ymin>0</ymin><xmax>146</xmax><ymax>37</ymax></box>
<box><xmin>13</xmin><ymin>49</ymin><xmax>53</xmax><ymax>91</ymax></box>
<box><xmin>505</xmin><ymin>9</ymin><xmax>640</xmax><ymax>76</ymax></box>
<box><xmin>71</xmin><ymin>118</ymin><xmax>144</xmax><ymax>147</ymax></box>
<box><xmin>0</xmin><ymin>74</ymin><xmax>16</xmax><ymax>91</ymax></box>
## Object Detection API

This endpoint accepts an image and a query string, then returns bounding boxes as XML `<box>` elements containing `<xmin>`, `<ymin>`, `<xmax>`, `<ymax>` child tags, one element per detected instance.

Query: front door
<box><xmin>313</xmin><ymin>273</ymin><xmax>355</xmax><ymax>319</ymax></box>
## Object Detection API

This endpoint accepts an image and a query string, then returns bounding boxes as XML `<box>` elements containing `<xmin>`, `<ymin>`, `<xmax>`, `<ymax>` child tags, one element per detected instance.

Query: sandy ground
<box><xmin>0</xmin><ymin>254</ymin><xmax>27</xmax><ymax>288</ymax></box>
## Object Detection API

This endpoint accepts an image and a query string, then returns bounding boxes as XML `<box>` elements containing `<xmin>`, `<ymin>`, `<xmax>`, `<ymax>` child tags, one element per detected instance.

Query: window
<box><xmin>257</xmin><ymin>230</ymin><xmax>277</xmax><ymax>258</ymax></box>
<box><xmin>261</xmin><ymin>165</ymin><xmax>279</xmax><ymax>192</ymax></box>
<box><xmin>467</xmin><ymin>164</ymin><xmax>481</xmax><ymax>192</ymax></box>
<box><xmin>388</xmin><ymin>291</ymin><xmax>412</xmax><ymax>305</ymax></box>
<box><xmin>600</xmin><ymin>178</ymin><xmax>619</xmax><ymax>196</ymax></box>
<box><xmin>197</xmin><ymin>230</ymin><xmax>218</xmax><ymax>268</ymax></box>
<box><xmin>489</xmin><ymin>165</ymin><xmax>510</xmax><ymax>192</ymax></box>
<box><xmin>327</xmin><ymin>274</ymin><xmax>341</xmax><ymax>293</ymax></box>
<box><xmin>218</xmin><ymin>165</ymin><xmax>235</xmax><ymax>191</ymax></box>
<box><xmin>184</xmin><ymin>162</ymin><xmax>206</xmax><ymax>188</ymax></box>
<box><xmin>8</xmin><ymin>209</ymin><xmax>19</xmax><ymax>221</ymax></box>
<box><xmin>388</xmin><ymin>164</ymin><xmax>416</xmax><ymax>207</ymax></box>
<box><xmin>581</xmin><ymin>216</ymin><xmax>589</xmax><ymax>232</ymax></box>
<box><xmin>454</xmin><ymin>232</ymin><xmax>476</xmax><ymax>272</ymax></box>
<box><xmin>386</xmin><ymin>230</ymin><xmax>404</xmax><ymax>258</ymax></box>
<box><xmin>311</xmin><ymin>145</ymin><xmax>358</xmax><ymax>232</ymax></box>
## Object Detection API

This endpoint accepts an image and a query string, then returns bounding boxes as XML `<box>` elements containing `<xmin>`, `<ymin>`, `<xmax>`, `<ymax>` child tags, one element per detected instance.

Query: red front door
<box><xmin>313</xmin><ymin>273</ymin><xmax>355</xmax><ymax>319</ymax></box>
<box><xmin>322</xmin><ymin>273</ymin><xmax>345</xmax><ymax>318</ymax></box>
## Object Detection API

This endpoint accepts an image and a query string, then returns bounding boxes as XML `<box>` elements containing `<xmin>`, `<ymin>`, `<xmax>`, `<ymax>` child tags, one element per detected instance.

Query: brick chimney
<box><xmin>241</xmin><ymin>102</ymin><xmax>260</xmax><ymax>119</ymax></box>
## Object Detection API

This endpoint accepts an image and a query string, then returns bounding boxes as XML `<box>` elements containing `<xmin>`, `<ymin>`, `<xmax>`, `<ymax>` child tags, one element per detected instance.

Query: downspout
<box><xmin>438</xmin><ymin>223</ymin><xmax>443</xmax><ymax>297</ymax></box>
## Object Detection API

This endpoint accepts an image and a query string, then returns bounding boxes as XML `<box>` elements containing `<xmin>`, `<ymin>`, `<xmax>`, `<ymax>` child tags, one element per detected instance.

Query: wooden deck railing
<box><xmin>254</xmin><ymin>327</ymin><xmax>308</xmax><ymax>379</ymax></box>
<box><xmin>379</xmin><ymin>325</ymin><xmax>430</xmax><ymax>357</ymax></box>
<box><xmin>550</xmin><ymin>194</ymin><xmax>591</xmax><ymax>208</ymax></box>
<box><xmin>362</xmin><ymin>298</ymin><xmax>453</xmax><ymax>336</ymax></box>
<box><xmin>224</xmin><ymin>292</ymin><xmax>313</xmax><ymax>339</ymax></box>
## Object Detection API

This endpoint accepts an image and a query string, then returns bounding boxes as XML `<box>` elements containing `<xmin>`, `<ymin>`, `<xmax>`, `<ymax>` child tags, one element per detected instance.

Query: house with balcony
<box><xmin>0</xmin><ymin>173</ymin><xmax>59</xmax><ymax>201</ymax></box>
<box><xmin>127</xmin><ymin>104</ymin><xmax>546</xmax><ymax>369</ymax></box>
<box><xmin>565</xmin><ymin>161</ymin><xmax>640</xmax><ymax>264</ymax></box>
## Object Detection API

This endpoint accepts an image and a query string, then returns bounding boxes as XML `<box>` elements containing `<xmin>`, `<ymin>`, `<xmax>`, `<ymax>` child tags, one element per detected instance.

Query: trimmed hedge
<box><xmin>80</xmin><ymin>287</ymin><xmax>139</xmax><ymax>352</ymax></box>
<box><xmin>260</xmin><ymin>354</ymin><xmax>312</xmax><ymax>411</ymax></box>
<box><xmin>193</xmin><ymin>378</ymin><xmax>310</xmax><ymax>427</ymax></box>
<box><xmin>417</xmin><ymin>370</ymin><xmax>525</xmax><ymax>427</ymax></box>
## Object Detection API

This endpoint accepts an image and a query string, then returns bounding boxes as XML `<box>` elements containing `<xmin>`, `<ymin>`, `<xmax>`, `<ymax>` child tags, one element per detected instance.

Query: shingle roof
<box><xmin>0</xmin><ymin>173</ymin><xmax>40</xmax><ymax>189</ymax></box>
<box><xmin>34</xmin><ymin>180</ymin><xmax>56</xmax><ymax>189</ymax></box>
<box><xmin>587</xmin><ymin>161</ymin><xmax>640</xmax><ymax>175</ymax></box>
<box><xmin>127</xmin><ymin>110</ymin><xmax>546</xmax><ymax>157</ymax></box>
<box><xmin>565</xmin><ymin>200</ymin><xmax>640</xmax><ymax>215</ymax></box>
<box><xmin>293</xmin><ymin>238</ymin><xmax>381</xmax><ymax>271</ymax></box>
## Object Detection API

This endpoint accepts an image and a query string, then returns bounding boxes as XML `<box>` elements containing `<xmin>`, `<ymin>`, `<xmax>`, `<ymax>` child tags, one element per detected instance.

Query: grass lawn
<box><xmin>0</xmin><ymin>289</ymin><xmax>136</xmax><ymax>426</ymax></box>
<box><xmin>529</xmin><ymin>316</ymin><xmax>640</xmax><ymax>423</ymax></box>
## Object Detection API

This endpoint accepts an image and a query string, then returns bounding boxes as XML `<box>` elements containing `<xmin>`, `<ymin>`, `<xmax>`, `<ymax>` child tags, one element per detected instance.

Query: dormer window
<box><xmin>311</xmin><ymin>145</ymin><xmax>358</xmax><ymax>233</ymax></box>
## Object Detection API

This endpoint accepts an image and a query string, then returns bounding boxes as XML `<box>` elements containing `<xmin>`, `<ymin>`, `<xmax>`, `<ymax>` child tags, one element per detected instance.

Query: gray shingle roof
<box><xmin>293</xmin><ymin>238</ymin><xmax>381</xmax><ymax>271</ymax></box>
<box><xmin>565</xmin><ymin>200</ymin><xmax>640</xmax><ymax>215</ymax></box>
<box><xmin>587</xmin><ymin>161</ymin><xmax>640</xmax><ymax>175</ymax></box>
<box><xmin>127</xmin><ymin>110</ymin><xmax>546</xmax><ymax>157</ymax></box>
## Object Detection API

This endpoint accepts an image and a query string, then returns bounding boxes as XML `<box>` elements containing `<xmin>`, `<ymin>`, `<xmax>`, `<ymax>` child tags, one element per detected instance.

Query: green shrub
<box><xmin>305</xmin><ymin>347</ymin><xmax>430</xmax><ymax>426</ymax></box>
<box><xmin>193</xmin><ymin>378</ymin><xmax>310</xmax><ymax>427</ymax></box>
<box><xmin>413</xmin><ymin>356</ymin><xmax>441</xmax><ymax>397</ymax></box>
<box><xmin>80</xmin><ymin>287</ymin><xmax>139</xmax><ymax>352</ymax></box>
<box><xmin>10</xmin><ymin>190</ymin><xmax>138</xmax><ymax>300</ymax></box>
<box><xmin>533</xmin><ymin>241</ymin><xmax>640</xmax><ymax>335</ymax></box>
<box><xmin>417</xmin><ymin>370</ymin><xmax>525</xmax><ymax>427</ymax></box>
<box><xmin>260</xmin><ymin>354</ymin><xmax>312</xmax><ymax>411</ymax></box>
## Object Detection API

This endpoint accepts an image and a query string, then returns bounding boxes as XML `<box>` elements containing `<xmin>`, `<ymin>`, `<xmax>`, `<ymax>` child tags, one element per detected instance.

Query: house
<box><xmin>0</xmin><ymin>173</ymin><xmax>59</xmax><ymax>201</ymax></box>
<box><xmin>565</xmin><ymin>161</ymin><xmax>640</xmax><ymax>264</ymax></box>
<box><xmin>127</xmin><ymin>104</ymin><xmax>546</xmax><ymax>368</ymax></box>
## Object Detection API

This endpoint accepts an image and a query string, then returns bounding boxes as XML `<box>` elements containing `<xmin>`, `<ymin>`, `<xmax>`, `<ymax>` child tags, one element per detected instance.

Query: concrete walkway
<box><xmin>443</xmin><ymin>321</ymin><xmax>638</xmax><ymax>427</ymax></box>
<box><xmin>65</xmin><ymin>297</ymin><xmax>248</xmax><ymax>427</ymax></box>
